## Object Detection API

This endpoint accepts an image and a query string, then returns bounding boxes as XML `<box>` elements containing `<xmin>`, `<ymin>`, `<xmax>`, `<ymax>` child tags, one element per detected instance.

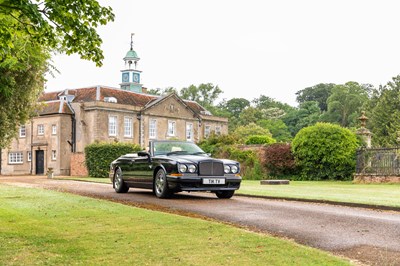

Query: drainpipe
<box><xmin>137</xmin><ymin>112</ymin><xmax>142</xmax><ymax>147</ymax></box>
<box><xmin>30</xmin><ymin>119</ymin><xmax>33</xmax><ymax>174</ymax></box>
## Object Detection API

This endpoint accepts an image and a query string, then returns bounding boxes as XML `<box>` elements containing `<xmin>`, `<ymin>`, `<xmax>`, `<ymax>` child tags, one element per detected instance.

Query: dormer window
<box><xmin>59</xmin><ymin>96</ymin><xmax>67</xmax><ymax>101</ymax></box>
<box><xmin>104</xmin><ymin>97</ymin><xmax>118</xmax><ymax>103</ymax></box>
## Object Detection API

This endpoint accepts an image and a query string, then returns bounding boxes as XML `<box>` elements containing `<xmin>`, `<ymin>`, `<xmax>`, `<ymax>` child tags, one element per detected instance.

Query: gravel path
<box><xmin>1</xmin><ymin>176</ymin><xmax>399</xmax><ymax>266</ymax></box>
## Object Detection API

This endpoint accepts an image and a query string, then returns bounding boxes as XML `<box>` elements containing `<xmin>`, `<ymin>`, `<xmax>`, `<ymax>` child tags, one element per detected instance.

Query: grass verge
<box><xmin>0</xmin><ymin>184</ymin><xmax>350</xmax><ymax>266</ymax></box>
<box><xmin>238</xmin><ymin>180</ymin><xmax>400</xmax><ymax>208</ymax></box>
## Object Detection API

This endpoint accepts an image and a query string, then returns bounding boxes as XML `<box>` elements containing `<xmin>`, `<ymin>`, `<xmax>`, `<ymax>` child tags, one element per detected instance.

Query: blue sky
<box><xmin>45</xmin><ymin>0</ymin><xmax>400</xmax><ymax>107</ymax></box>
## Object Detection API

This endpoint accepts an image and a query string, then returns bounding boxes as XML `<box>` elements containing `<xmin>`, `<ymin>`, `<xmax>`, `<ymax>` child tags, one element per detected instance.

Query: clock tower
<box><xmin>120</xmin><ymin>33</ymin><xmax>143</xmax><ymax>93</ymax></box>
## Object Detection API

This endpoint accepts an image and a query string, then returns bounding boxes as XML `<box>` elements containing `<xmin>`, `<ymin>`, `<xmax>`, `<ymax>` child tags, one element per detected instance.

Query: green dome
<box><xmin>125</xmin><ymin>49</ymin><xmax>139</xmax><ymax>59</ymax></box>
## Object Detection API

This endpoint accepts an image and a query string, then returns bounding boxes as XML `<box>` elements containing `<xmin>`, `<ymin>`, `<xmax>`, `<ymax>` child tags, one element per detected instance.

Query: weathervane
<box><xmin>130</xmin><ymin>33</ymin><xmax>134</xmax><ymax>51</ymax></box>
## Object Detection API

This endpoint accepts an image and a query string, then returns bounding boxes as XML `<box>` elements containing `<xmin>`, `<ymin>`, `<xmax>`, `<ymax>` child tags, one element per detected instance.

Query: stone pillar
<box><xmin>356</xmin><ymin>111</ymin><xmax>372</xmax><ymax>148</ymax></box>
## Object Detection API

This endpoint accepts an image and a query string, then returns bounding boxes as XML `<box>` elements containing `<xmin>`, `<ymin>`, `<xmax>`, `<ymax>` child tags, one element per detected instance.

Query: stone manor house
<box><xmin>0</xmin><ymin>40</ymin><xmax>228</xmax><ymax>176</ymax></box>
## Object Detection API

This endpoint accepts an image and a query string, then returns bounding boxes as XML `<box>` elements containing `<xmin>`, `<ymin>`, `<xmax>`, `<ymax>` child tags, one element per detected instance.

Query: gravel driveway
<box><xmin>1</xmin><ymin>176</ymin><xmax>399</xmax><ymax>266</ymax></box>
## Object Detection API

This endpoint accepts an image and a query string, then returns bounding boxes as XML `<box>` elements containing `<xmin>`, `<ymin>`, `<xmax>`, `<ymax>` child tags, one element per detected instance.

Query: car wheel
<box><xmin>154</xmin><ymin>169</ymin><xmax>172</xmax><ymax>198</ymax></box>
<box><xmin>215</xmin><ymin>190</ymin><xmax>235</xmax><ymax>199</ymax></box>
<box><xmin>114</xmin><ymin>168</ymin><xmax>129</xmax><ymax>193</ymax></box>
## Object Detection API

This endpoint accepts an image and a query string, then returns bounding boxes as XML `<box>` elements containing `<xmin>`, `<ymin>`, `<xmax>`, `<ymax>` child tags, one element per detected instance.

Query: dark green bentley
<box><xmin>109</xmin><ymin>140</ymin><xmax>242</xmax><ymax>199</ymax></box>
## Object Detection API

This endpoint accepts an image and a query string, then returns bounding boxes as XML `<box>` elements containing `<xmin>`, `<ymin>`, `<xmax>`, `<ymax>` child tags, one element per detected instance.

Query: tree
<box><xmin>282</xmin><ymin>101</ymin><xmax>321</xmax><ymax>136</ymax></box>
<box><xmin>180</xmin><ymin>83</ymin><xmax>222</xmax><ymax>108</ymax></box>
<box><xmin>0</xmin><ymin>0</ymin><xmax>114</xmax><ymax>148</ymax></box>
<box><xmin>252</xmin><ymin>95</ymin><xmax>294</xmax><ymax>113</ymax></box>
<box><xmin>147</xmin><ymin>87</ymin><xmax>177</xmax><ymax>96</ymax></box>
<box><xmin>0</xmin><ymin>0</ymin><xmax>114</xmax><ymax>67</ymax></box>
<box><xmin>0</xmin><ymin>17</ymin><xmax>50</xmax><ymax>147</ymax></box>
<box><xmin>258</xmin><ymin>119</ymin><xmax>292</xmax><ymax>142</ymax></box>
<box><xmin>369</xmin><ymin>75</ymin><xmax>400</xmax><ymax>147</ymax></box>
<box><xmin>223</xmin><ymin>98</ymin><xmax>250</xmax><ymax>117</ymax></box>
<box><xmin>296</xmin><ymin>83</ymin><xmax>335</xmax><ymax>111</ymax></box>
<box><xmin>324</xmin><ymin>82</ymin><xmax>369</xmax><ymax>127</ymax></box>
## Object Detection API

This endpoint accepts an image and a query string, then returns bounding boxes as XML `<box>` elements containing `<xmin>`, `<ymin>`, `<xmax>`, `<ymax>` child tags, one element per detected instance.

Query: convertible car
<box><xmin>109</xmin><ymin>140</ymin><xmax>242</xmax><ymax>198</ymax></box>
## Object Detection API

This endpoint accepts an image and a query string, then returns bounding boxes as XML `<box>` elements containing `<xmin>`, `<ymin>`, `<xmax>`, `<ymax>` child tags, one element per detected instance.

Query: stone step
<box><xmin>260</xmin><ymin>180</ymin><xmax>290</xmax><ymax>185</ymax></box>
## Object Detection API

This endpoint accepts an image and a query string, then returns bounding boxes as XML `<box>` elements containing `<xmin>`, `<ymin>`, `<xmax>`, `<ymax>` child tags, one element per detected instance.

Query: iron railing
<box><xmin>356</xmin><ymin>147</ymin><xmax>400</xmax><ymax>175</ymax></box>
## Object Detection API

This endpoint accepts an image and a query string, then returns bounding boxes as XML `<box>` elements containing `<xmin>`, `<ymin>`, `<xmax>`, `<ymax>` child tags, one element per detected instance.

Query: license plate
<box><xmin>202</xmin><ymin>178</ymin><xmax>225</xmax><ymax>185</ymax></box>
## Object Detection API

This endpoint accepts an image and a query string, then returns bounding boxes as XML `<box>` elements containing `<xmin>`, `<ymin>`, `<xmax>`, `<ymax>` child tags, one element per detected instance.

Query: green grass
<box><xmin>0</xmin><ymin>185</ymin><xmax>350</xmax><ymax>266</ymax></box>
<box><xmin>238</xmin><ymin>180</ymin><xmax>400</xmax><ymax>208</ymax></box>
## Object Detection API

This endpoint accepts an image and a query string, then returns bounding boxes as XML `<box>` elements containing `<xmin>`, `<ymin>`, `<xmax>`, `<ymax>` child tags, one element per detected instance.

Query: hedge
<box><xmin>85</xmin><ymin>142</ymin><xmax>141</xmax><ymax>178</ymax></box>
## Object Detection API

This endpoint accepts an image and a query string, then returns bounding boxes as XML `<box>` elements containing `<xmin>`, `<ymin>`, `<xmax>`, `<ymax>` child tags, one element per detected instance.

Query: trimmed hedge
<box><xmin>291</xmin><ymin>122</ymin><xmax>359</xmax><ymax>180</ymax></box>
<box><xmin>85</xmin><ymin>142</ymin><xmax>141</xmax><ymax>178</ymax></box>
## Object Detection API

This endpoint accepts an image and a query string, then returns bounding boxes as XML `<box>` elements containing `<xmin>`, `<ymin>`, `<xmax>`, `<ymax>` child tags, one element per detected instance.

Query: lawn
<box><xmin>238</xmin><ymin>180</ymin><xmax>400</xmax><ymax>208</ymax></box>
<box><xmin>0</xmin><ymin>185</ymin><xmax>350</xmax><ymax>266</ymax></box>
<box><xmin>58</xmin><ymin>176</ymin><xmax>400</xmax><ymax>208</ymax></box>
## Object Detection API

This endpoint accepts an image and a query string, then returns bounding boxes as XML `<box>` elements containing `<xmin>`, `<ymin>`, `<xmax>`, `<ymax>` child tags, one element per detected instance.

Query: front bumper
<box><xmin>166</xmin><ymin>174</ymin><xmax>242</xmax><ymax>192</ymax></box>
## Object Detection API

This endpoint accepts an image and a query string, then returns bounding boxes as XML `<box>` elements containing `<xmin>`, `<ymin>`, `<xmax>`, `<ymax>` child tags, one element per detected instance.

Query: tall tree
<box><xmin>0</xmin><ymin>0</ymin><xmax>114</xmax><ymax>67</ymax></box>
<box><xmin>324</xmin><ymin>82</ymin><xmax>369</xmax><ymax>127</ymax></box>
<box><xmin>180</xmin><ymin>83</ymin><xmax>222</xmax><ymax>108</ymax></box>
<box><xmin>252</xmin><ymin>95</ymin><xmax>294</xmax><ymax>113</ymax></box>
<box><xmin>223</xmin><ymin>98</ymin><xmax>250</xmax><ymax>117</ymax></box>
<box><xmin>0</xmin><ymin>0</ymin><xmax>114</xmax><ymax>148</ymax></box>
<box><xmin>282</xmin><ymin>101</ymin><xmax>321</xmax><ymax>136</ymax></box>
<box><xmin>296</xmin><ymin>83</ymin><xmax>335</xmax><ymax>111</ymax></box>
<box><xmin>369</xmin><ymin>75</ymin><xmax>400</xmax><ymax>147</ymax></box>
<box><xmin>0</xmin><ymin>17</ymin><xmax>50</xmax><ymax>147</ymax></box>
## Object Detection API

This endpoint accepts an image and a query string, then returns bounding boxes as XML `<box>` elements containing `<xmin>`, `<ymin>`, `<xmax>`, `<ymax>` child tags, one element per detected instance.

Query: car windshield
<box><xmin>153</xmin><ymin>141</ymin><xmax>206</xmax><ymax>156</ymax></box>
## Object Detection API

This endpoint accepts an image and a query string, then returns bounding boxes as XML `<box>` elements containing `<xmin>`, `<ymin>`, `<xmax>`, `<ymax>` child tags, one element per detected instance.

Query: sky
<box><xmin>44</xmin><ymin>0</ymin><xmax>400</xmax><ymax>107</ymax></box>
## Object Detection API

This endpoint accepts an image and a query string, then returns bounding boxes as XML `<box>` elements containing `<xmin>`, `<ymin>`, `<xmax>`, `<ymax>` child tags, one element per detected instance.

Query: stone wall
<box><xmin>353</xmin><ymin>174</ymin><xmax>400</xmax><ymax>183</ymax></box>
<box><xmin>70</xmin><ymin>152</ymin><xmax>88</xmax><ymax>176</ymax></box>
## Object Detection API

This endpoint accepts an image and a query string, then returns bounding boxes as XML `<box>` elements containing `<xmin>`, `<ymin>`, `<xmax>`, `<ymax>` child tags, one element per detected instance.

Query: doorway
<box><xmin>35</xmin><ymin>150</ymin><xmax>44</xmax><ymax>175</ymax></box>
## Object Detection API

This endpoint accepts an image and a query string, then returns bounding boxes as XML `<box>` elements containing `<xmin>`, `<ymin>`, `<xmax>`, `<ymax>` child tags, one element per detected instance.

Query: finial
<box><xmin>130</xmin><ymin>33</ymin><xmax>134</xmax><ymax>51</ymax></box>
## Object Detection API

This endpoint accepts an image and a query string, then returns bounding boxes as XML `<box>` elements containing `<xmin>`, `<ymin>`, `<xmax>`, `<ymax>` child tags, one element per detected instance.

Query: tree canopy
<box><xmin>0</xmin><ymin>0</ymin><xmax>114</xmax><ymax>66</ymax></box>
<box><xmin>0</xmin><ymin>0</ymin><xmax>114</xmax><ymax>148</ymax></box>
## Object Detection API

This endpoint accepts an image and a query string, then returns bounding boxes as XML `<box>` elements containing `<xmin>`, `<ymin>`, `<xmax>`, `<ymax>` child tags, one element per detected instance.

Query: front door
<box><xmin>35</xmin><ymin>150</ymin><xmax>44</xmax><ymax>175</ymax></box>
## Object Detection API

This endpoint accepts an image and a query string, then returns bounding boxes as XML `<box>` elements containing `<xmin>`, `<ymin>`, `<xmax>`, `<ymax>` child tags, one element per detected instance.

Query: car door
<box><xmin>128</xmin><ymin>154</ymin><xmax>153</xmax><ymax>189</ymax></box>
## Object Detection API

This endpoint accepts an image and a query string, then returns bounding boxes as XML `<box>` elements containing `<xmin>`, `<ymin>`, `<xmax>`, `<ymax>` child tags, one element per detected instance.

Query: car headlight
<box><xmin>178</xmin><ymin>164</ymin><xmax>187</xmax><ymax>173</ymax></box>
<box><xmin>224</xmin><ymin>165</ymin><xmax>231</xmax><ymax>174</ymax></box>
<box><xmin>231</xmin><ymin>165</ymin><xmax>238</xmax><ymax>174</ymax></box>
<box><xmin>188</xmin><ymin>164</ymin><xmax>196</xmax><ymax>173</ymax></box>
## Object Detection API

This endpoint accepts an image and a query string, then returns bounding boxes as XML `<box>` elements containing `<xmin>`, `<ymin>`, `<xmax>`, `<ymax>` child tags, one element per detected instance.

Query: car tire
<box><xmin>154</xmin><ymin>168</ymin><xmax>172</xmax><ymax>198</ymax></box>
<box><xmin>215</xmin><ymin>190</ymin><xmax>235</xmax><ymax>199</ymax></box>
<box><xmin>114</xmin><ymin>168</ymin><xmax>129</xmax><ymax>193</ymax></box>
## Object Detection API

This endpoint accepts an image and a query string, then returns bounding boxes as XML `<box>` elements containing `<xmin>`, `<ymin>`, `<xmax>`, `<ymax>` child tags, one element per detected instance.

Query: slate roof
<box><xmin>39</xmin><ymin>86</ymin><xmax>209</xmax><ymax>115</ymax></box>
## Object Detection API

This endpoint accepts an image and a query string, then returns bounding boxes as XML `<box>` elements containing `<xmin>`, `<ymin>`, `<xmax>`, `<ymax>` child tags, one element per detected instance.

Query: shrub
<box><xmin>216</xmin><ymin>145</ymin><xmax>264</xmax><ymax>180</ymax></box>
<box><xmin>263</xmin><ymin>143</ymin><xmax>297</xmax><ymax>177</ymax></box>
<box><xmin>233</xmin><ymin>123</ymin><xmax>272</xmax><ymax>143</ymax></box>
<box><xmin>85</xmin><ymin>142</ymin><xmax>141</xmax><ymax>178</ymax></box>
<box><xmin>291</xmin><ymin>122</ymin><xmax>359</xmax><ymax>180</ymax></box>
<box><xmin>197</xmin><ymin>133</ymin><xmax>238</xmax><ymax>155</ymax></box>
<box><xmin>245</xmin><ymin>135</ymin><xmax>276</xmax><ymax>145</ymax></box>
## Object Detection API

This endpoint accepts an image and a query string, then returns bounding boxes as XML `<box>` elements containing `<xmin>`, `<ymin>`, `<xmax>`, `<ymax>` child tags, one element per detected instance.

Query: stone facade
<box><xmin>0</xmin><ymin>86</ymin><xmax>228</xmax><ymax>176</ymax></box>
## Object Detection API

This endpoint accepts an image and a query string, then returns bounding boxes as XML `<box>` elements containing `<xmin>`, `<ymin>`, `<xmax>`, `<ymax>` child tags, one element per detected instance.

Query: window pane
<box><xmin>109</xmin><ymin>116</ymin><xmax>117</xmax><ymax>136</ymax></box>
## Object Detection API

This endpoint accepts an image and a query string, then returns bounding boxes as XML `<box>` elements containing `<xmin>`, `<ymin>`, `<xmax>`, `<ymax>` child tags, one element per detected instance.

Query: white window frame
<box><xmin>19</xmin><ymin>125</ymin><xmax>26</xmax><ymax>138</ymax></box>
<box><xmin>52</xmin><ymin>124</ymin><xmax>57</xmax><ymax>135</ymax></box>
<box><xmin>27</xmin><ymin>151</ymin><xmax>32</xmax><ymax>162</ymax></box>
<box><xmin>51</xmin><ymin>150</ymin><xmax>57</xmax><ymax>161</ymax></box>
<box><xmin>205</xmin><ymin>125</ymin><xmax>211</xmax><ymax>138</ymax></box>
<box><xmin>108</xmin><ymin>115</ymin><xmax>117</xmax><ymax>137</ymax></box>
<box><xmin>8</xmin><ymin>152</ymin><xmax>23</xmax><ymax>164</ymax></box>
<box><xmin>215</xmin><ymin>126</ymin><xmax>221</xmax><ymax>135</ymax></box>
<box><xmin>124</xmin><ymin>117</ymin><xmax>133</xmax><ymax>138</ymax></box>
<box><xmin>149</xmin><ymin>119</ymin><xmax>157</xmax><ymax>139</ymax></box>
<box><xmin>167</xmin><ymin>120</ymin><xmax>176</xmax><ymax>136</ymax></box>
<box><xmin>186</xmin><ymin>123</ymin><xmax>193</xmax><ymax>141</ymax></box>
<box><xmin>37</xmin><ymin>124</ymin><xmax>44</xmax><ymax>135</ymax></box>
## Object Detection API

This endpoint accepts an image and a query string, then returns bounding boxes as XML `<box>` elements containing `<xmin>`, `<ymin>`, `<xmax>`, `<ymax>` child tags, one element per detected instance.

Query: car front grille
<box><xmin>198</xmin><ymin>161</ymin><xmax>224</xmax><ymax>176</ymax></box>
